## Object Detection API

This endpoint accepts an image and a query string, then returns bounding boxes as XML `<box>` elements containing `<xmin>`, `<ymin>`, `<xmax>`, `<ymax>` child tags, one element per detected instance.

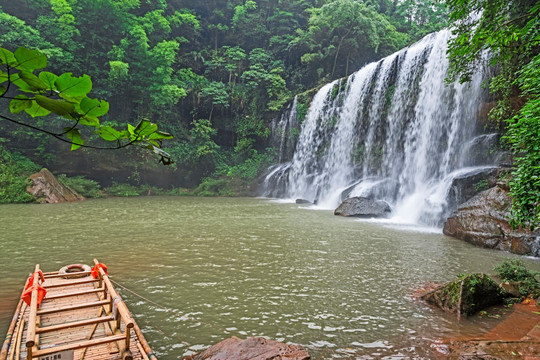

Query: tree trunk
<box><xmin>331</xmin><ymin>27</ymin><xmax>353</xmax><ymax>79</ymax></box>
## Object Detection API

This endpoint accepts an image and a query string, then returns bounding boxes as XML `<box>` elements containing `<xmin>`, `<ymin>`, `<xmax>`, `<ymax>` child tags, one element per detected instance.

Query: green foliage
<box><xmin>56</xmin><ymin>174</ymin><xmax>102</xmax><ymax>198</ymax></box>
<box><xmin>193</xmin><ymin>177</ymin><xmax>234</xmax><ymax>197</ymax></box>
<box><xmin>0</xmin><ymin>143</ymin><xmax>40</xmax><ymax>203</ymax></box>
<box><xmin>0</xmin><ymin>46</ymin><xmax>173</xmax><ymax>161</ymax></box>
<box><xmin>494</xmin><ymin>259</ymin><xmax>540</xmax><ymax>298</ymax></box>
<box><xmin>495</xmin><ymin>259</ymin><xmax>539</xmax><ymax>283</ymax></box>
<box><xmin>0</xmin><ymin>0</ymin><xmax>450</xmax><ymax>193</ymax></box>
<box><xmin>447</xmin><ymin>0</ymin><xmax>540</xmax><ymax>229</ymax></box>
<box><xmin>292</xmin><ymin>0</ymin><xmax>409</xmax><ymax>81</ymax></box>
<box><xmin>504</xmin><ymin>54</ymin><xmax>540</xmax><ymax>230</ymax></box>
<box><xmin>474</xmin><ymin>179</ymin><xmax>489</xmax><ymax>192</ymax></box>
<box><xmin>226</xmin><ymin>146</ymin><xmax>275</xmax><ymax>181</ymax></box>
<box><xmin>103</xmin><ymin>182</ymin><xmax>141</xmax><ymax>197</ymax></box>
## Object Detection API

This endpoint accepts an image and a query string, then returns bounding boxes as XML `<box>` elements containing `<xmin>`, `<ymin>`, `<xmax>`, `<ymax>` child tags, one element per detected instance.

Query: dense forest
<box><xmin>0</xmin><ymin>0</ymin><xmax>538</xmax><ymax>227</ymax></box>
<box><xmin>0</xmin><ymin>0</ymin><xmax>446</xmax><ymax>186</ymax></box>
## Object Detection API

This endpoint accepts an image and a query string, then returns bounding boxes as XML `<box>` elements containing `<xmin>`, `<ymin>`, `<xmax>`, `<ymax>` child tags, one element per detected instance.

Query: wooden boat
<box><xmin>0</xmin><ymin>259</ymin><xmax>157</xmax><ymax>360</ymax></box>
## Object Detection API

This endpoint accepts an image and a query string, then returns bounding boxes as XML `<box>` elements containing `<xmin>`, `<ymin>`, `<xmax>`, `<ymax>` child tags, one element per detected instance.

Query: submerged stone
<box><xmin>334</xmin><ymin>197</ymin><xmax>391</xmax><ymax>218</ymax></box>
<box><xmin>183</xmin><ymin>336</ymin><xmax>310</xmax><ymax>360</ymax></box>
<box><xmin>421</xmin><ymin>273</ymin><xmax>505</xmax><ymax>317</ymax></box>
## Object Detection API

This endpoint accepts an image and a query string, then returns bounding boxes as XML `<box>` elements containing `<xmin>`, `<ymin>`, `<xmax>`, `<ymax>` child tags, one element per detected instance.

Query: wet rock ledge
<box><xmin>443</xmin><ymin>182</ymin><xmax>540</xmax><ymax>257</ymax></box>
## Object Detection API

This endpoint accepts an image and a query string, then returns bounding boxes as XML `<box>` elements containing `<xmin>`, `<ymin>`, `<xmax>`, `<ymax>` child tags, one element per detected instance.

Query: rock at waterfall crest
<box><xmin>27</xmin><ymin>168</ymin><xmax>85</xmax><ymax>203</ymax></box>
<box><xmin>334</xmin><ymin>197</ymin><xmax>391</xmax><ymax>218</ymax></box>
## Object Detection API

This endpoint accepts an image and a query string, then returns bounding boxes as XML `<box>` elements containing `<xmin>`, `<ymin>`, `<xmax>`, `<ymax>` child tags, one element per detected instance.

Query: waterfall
<box><xmin>262</xmin><ymin>30</ymin><xmax>494</xmax><ymax>226</ymax></box>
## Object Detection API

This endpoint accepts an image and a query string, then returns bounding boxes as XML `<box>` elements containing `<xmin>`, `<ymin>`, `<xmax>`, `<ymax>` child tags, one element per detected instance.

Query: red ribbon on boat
<box><xmin>91</xmin><ymin>263</ymin><xmax>108</xmax><ymax>279</ymax></box>
<box><xmin>24</xmin><ymin>270</ymin><xmax>45</xmax><ymax>290</ymax></box>
<box><xmin>21</xmin><ymin>270</ymin><xmax>47</xmax><ymax>308</ymax></box>
<box><xmin>21</xmin><ymin>285</ymin><xmax>47</xmax><ymax>308</ymax></box>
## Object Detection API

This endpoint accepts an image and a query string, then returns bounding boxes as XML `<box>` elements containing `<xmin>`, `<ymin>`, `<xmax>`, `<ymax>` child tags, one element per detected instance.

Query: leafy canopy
<box><xmin>0</xmin><ymin>46</ymin><xmax>173</xmax><ymax>163</ymax></box>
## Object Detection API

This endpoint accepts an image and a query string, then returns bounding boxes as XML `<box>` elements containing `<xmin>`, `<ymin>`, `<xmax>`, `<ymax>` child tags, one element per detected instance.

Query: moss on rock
<box><xmin>422</xmin><ymin>274</ymin><xmax>506</xmax><ymax>317</ymax></box>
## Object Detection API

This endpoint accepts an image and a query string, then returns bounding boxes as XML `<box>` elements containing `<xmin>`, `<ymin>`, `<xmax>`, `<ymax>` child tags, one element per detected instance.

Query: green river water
<box><xmin>1</xmin><ymin>197</ymin><xmax>539</xmax><ymax>359</ymax></box>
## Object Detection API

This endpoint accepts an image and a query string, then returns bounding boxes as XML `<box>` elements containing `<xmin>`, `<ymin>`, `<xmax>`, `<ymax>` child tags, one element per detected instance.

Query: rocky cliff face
<box><xmin>27</xmin><ymin>168</ymin><xmax>85</xmax><ymax>203</ymax></box>
<box><xmin>443</xmin><ymin>184</ymin><xmax>540</xmax><ymax>257</ymax></box>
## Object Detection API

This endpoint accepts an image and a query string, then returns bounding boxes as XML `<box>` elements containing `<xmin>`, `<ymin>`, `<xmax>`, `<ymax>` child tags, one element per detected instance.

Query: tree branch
<box><xmin>0</xmin><ymin>113</ymin><xmax>136</xmax><ymax>150</ymax></box>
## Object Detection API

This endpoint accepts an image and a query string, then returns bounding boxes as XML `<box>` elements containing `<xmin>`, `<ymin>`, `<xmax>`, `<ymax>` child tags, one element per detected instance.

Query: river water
<box><xmin>1</xmin><ymin>197</ymin><xmax>539</xmax><ymax>359</ymax></box>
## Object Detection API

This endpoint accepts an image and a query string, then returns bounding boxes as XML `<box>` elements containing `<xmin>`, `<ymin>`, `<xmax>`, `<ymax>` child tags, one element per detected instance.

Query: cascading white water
<box><xmin>263</xmin><ymin>30</ymin><xmax>492</xmax><ymax>226</ymax></box>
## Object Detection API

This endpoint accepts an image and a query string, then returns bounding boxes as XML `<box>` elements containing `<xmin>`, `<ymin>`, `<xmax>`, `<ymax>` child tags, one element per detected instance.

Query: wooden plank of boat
<box><xmin>0</xmin><ymin>260</ymin><xmax>157</xmax><ymax>360</ymax></box>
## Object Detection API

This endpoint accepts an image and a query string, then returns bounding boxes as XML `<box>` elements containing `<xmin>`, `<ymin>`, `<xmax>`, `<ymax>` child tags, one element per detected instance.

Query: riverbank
<box><xmin>435</xmin><ymin>300</ymin><xmax>540</xmax><ymax>359</ymax></box>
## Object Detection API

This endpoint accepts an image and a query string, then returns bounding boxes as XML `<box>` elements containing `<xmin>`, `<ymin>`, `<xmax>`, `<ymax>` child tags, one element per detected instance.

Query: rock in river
<box><xmin>334</xmin><ymin>197</ymin><xmax>391</xmax><ymax>218</ymax></box>
<box><xmin>443</xmin><ymin>184</ymin><xmax>540</xmax><ymax>257</ymax></box>
<box><xmin>421</xmin><ymin>273</ymin><xmax>505</xmax><ymax>318</ymax></box>
<box><xmin>183</xmin><ymin>336</ymin><xmax>310</xmax><ymax>360</ymax></box>
<box><xmin>27</xmin><ymin>168</ymin><xmax>85</xmax><ymax>203</ymax></box>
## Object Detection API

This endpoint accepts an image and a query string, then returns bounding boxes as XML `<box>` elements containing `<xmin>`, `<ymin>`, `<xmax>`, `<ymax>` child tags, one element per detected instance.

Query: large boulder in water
<box><xmin>334</xmin><ymin>197</ymin><xmax>391</xmax><ymax>218</ymax></box>
<box><xmin>445</xmin><ymin>167</ymin><xmax>500</xmax><ymax>214</ymax></box>
<box><xmin>421</xmin><ymin>274</ymin><xmax>505</xmax><ymax>317</ymax></box>
<box><xmin>27</xmin><ymin>168</ymin><xmax>85</xmax><ymax>203</ymax></box>
<box><xmin>183</xmin><ymin>336</ymin><xmax>310</xmax><ymax>360</ymax></box>
<box><xmin>443</xmin><ymin>184</ymin><xmax>540</xmax><ymax>257</ymax></box>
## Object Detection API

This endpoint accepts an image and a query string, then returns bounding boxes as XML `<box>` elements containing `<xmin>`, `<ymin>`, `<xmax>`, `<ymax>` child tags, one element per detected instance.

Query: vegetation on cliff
<box><xmin>446</xmin><ymin>0</ymin><xmax>539</xmax><ymax>229</ymax></box>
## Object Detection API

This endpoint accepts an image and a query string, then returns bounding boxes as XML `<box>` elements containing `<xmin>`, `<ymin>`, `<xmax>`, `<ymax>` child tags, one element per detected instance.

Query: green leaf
<box><xmin>55</xmin><ymin>73</ymin><xmax>92</xmax><ymax>100</ymax></box>
<box><xmin>78</xmin><ymin>115</ymin><xmax>100</xmax><ymax>127</ymax></box>
<box><xmin>0</xmin><ymin>48</ymin><xmax>16</xmax><ymax>66</ymax></box>
<box><xmin>19</xmin><ymin>71</ymin><xmax>48</xmax><ymax>91</ymax></box>
<box><xmin>64</xmin><ymin>128</ymin><xmax>83</xmax><ymax>150</ymax></box>
<box><xmin>35</xmin><ymin>95</ymin><xmax>75</xmax><ymax>116</ymax></box>
<box><xmin>97</xmin><ymin>126</ymin><xmax>129</xmax><ymax>142</ymax></box>
<box><xmin>14</xmin><ymin>47</ymin><xmax>47</xmax><ymax>71</ymax></box>
<box><xmin>79</xmin><ymin>97</ymin><xmax>109</xmax><ymax>117</ymax></box>
<box><xmin>0</xmin><ymin>69</ymin><xmax>8</xmax><ymax>83</ymax></box>
<box><xmin>10</xmin><ymin>73</ymin><xmax>39</xmax><ymax>93</ymax></box>
<box><xmin>148</xmin><ymin>131</ymin><xmax>173</xmax><ymax>140</ymax></box>
<box><xmin>24</xmin><ymin>100</ymin><xmax>51</xmax><ymax>117</ymax></box>
<box><xmin>9</xmin><ymin>95</ymin><xmax>31</xmax><ymax>113</ymax></box>
<box><xmin>132</xmin><ymin>119</ymin><xmax>158</xmax><ymax>139</ymax></box>
<box><xmin>38</xmin><ymin>72</ymin><xmax>58</xmax><ymax>90</ymax></box>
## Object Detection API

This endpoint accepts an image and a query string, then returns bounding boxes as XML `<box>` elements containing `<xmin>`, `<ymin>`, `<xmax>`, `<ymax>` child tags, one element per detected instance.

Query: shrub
<box><xmin>0</xmin><ymin>145</ymin><xmax>40</xmax><ymax>204</ymax></box>
<box><xmin>193</xmin><ymin>178</ymin><xmax>234</xmax><ymax>196</ymax></box>
<box><xmin>494</xmin><ymin>259</ymin><xmax>540</xmax><ymax>298</ymax></box>
<box><xmin>57</xmin><ymin>174</ymin><xmax>102</xmax><ymax>198</ymax></box>
<box><xmin>103</xmin><ymin>182</ymin><xmax>140</xmax><ymax>197</ymax></box>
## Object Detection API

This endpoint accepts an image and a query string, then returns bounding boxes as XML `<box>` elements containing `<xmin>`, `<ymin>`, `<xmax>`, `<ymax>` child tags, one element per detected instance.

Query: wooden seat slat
<box><xmin>44</xmin><ymin>271</ymin><xmax>91</xmax><ymax>279</ymax></box>
<box><xmin>37</xmin><ymin>300</ymin><xmax>109</xmax><ymax>315</ymax></box>
<box><xmin>45</xmin><ymin>287</ymin><xmax>105</xmax><ymax>300</ymax></box>
<box><xmin>32</xmin><ymin>334</ymin><xmax>126</xmax><ymax>357</ymax></box>
<box><xmin>43</xmin><ymin>278</ymin><xmax>99</xmax><ymax>289</ymax></box>
<box><xmin>36</xmin><ymin>315</ymin><xmax>115</xmax><ymax>334</ymax></box>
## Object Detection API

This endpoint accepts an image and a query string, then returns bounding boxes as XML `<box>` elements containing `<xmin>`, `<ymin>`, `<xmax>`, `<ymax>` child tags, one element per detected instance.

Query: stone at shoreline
<box><xmin>421</xmin><ymin>273</ymin><xmax>505</xmax><ymax>317</ymax></box>
<box><xmin>334</xmin><ymin>197</ymin><xmax>391</xmax><ymax>218</ymax></box>
<box><xmin>295</xmin><ymin>199</ymin><xmax>312</xmax><ymax>204</ymax></box>
<box><xmin>27</xmin><ymin>168</ymin><xmax>85</xmax><ymax>203</ymax></box>
<box><xmin>182</xmin><ymin>336</ymin><xmax>310</xmax><ymax>360</ymax></box>
<box><xmin>443</xmin><ymin>184</ymin><xmax>540</xmax><ymax>257</ymax></box>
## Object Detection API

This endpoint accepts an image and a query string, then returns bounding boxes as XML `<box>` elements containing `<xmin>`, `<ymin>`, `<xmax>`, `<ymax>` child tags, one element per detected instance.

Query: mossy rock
<box><xmin>422</xmin><ymin>274</ymin><xmax>506</xmax><ymax>317</ymax></box>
